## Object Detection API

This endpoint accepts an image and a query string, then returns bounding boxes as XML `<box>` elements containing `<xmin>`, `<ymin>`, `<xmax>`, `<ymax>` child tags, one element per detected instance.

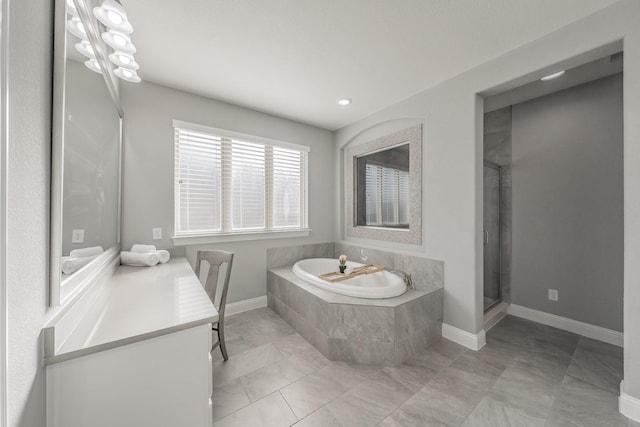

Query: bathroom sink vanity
<box><xmin>43</xmin><ymin>257</ymin><xmax>216</xmax><ymax>427</ymax></box>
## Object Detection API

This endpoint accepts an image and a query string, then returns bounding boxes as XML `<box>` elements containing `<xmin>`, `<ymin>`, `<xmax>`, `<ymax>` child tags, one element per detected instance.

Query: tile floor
<box><xmin>212</xmin><ymin>307</ymin><xmax>637</xmax><ymax>427</ymax></box>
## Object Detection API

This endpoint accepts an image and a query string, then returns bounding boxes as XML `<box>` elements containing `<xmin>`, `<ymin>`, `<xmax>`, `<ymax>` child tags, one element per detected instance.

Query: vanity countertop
<box><xmin>44</xmin><ymin>257</ymin><xmax>217</xmax><ymax>365</ymax></box>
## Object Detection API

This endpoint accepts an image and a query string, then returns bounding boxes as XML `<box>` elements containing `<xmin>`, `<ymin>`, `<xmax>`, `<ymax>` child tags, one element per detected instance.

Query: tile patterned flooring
<box><xmin>212</xmin><ymin>307</ymin><xmax>637</xmax><ymax>427</ymax></box>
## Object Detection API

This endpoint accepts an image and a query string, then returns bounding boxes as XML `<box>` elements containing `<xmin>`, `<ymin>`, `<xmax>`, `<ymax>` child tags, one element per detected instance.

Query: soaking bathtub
<box><xmin>292</xmin><ymin>258</ymin><xmax>406</xmax><ymax>299</ymax></box>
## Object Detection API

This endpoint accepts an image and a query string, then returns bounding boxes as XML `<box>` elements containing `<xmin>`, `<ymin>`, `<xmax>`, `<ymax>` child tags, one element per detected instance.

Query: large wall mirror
<box><xmin>51</xmin><ymin>0</ymin><xmax>123</xmax><ymax>306</ymax></box>
<box><xmin>345</xmin><ymin>125</ymin><xmax>422</xmax><ymax>245</ymax></box>
<box><xmin>355</xmin><ymin>143</ymin><xmax>410</xmax><ymax>228</ymax></box>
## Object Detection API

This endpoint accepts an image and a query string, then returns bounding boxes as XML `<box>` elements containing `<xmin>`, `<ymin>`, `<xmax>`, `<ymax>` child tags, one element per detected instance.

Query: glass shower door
<box><xmin>483</xmin><ymin>164</ymin><xmax>501</xmax><ymax>311</ymax></box>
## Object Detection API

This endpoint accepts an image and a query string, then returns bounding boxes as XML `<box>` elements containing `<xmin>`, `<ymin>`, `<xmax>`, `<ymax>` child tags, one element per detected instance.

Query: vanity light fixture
<box><xmin>67</xmin><ymin>16</ymin><xmax>88</xmax><ymax>40</ymax></box>
<box><xmin>70</xmin><ymin>0</ymin><xmax>141</xmax><ymax>83</ymax></box>
<box><xmin>102</xmin><ymin>30</ymin><xmax>136</xmax><ymax>54</ymax></box>
<box><xmin>93</xmin><ymin>0</ymin><xmax>133</xmax><ymax>34</ymax></box>
<box><xmin>114</xmin><ymin>67</ymin><xmax>141</xmax><ymax>82</ymax></box>
<box><xmin>540</xmin><ymin>70</ymin><xmax>565</xmax><ymax>81</ymax></box>
<box><xmin>66</xmin><ymin>0</ymin><xmax>78</xmax><ymax>17</ymax></box>
<box><xmin>337</xmin><ymin>98</ymin><xmax>352</xmax><ymax>106</ymax></box>
<box><xmin>109</xmin><ymin>51</ymin><xmax>139</xmax><ymax>70</ymax></box>
<box><xmin>75</xmin><ymin>40</ymin><xmax>96</xmax><ymax>59</ymax></box>
<box><xmin>84</xmin><ymin>58</ymin><xmax>103</xmax><ymax>74</ymax></box>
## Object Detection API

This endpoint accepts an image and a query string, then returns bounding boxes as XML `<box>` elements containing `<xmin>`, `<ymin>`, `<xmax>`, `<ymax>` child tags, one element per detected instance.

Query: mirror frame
<box><xmin>345</xmin><ymin>125</ymin><xmax>422</xmax><ymax>245</ymax></box>
<box><xmin>50</xmin><ymin>0</ymin><xmax>123</xmax><ymax>306</ymax></box>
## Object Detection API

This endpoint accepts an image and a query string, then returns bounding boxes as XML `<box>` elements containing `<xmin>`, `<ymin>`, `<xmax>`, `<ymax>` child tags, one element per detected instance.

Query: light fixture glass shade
<box><xmin>75</xmin><ymin>40</ymin><xmax>96</xmax><ymax>59</ymax></box>
<box><xmin>102</xmin><ymin>30</ymin><xmax>136</xmax><ymax>54</ymax></box>
<box><xmin>108</xmin><ymin>51</ymin><xmax>139</xmax><ymax>70</ymax></box>
<box><xmin>67</xmin><ymin>17</ymin><xmax>88</xmax><ymax>40</ymax></box>
<box><xmin>93</xmin><ymin>0</ymin><xmax>133</xmax><ymax>34</ymax></box>
<box><xmin>84</xmin><ymin>59</ymin><xmax>103</xmax><ymax>74</ymax></box>
<box><xmin>114</xmin><ymin>67</ymin><xmax>141</xmax><ymax>82</ymax></box>
<box><xmin>66</xmin><ymin>0</ymin><xmax>78</xmax><ymax>17</ymax></box>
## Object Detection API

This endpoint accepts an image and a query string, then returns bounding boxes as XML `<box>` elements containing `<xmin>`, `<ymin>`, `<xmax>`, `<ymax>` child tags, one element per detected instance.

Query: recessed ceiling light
<box><xmin>540</xmin><ymin>70</ymin><xmax>565</xmax><ymax>81</ymax></box>
<box><xmin>337</xmin><ymin>98</ymin><xmax>352</xmax><ymax>106</ymax></box>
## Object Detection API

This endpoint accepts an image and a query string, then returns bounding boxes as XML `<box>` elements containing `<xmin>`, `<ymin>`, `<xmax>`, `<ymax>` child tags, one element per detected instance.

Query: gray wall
<box><xmin>120</xmin><ymin>81</ymin><xmax>335</xmax><ymax>304</ymax></box>
<box><xmin>6</xmin><ymin>0</ymin><xmax>52</xmax><ymax>425</ymax></box>
<box><xmin>334</xmin><ymin>0</ymin><xmax>640</xmax><ymax>402</ymax></box>
<box><xmin>511</xmin><ymin>74</ymin><xmax>623</xmax><ymax>331</ymax></box>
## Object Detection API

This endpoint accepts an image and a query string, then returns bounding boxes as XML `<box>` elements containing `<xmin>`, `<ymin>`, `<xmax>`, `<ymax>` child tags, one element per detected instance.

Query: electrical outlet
<box><xmin>152</xmin><ymin>227</ymin><xmax>163</xmax><ymax>240</ymax></box>
<box><xmin>548</xmin><ymin>289</ymin><xmax>559</xmax><ymax>302</ymax></box>
<box><xmin>71</xmin><ymin>229</ymin><xmax>85</xmax><ymax>243</ymax></box>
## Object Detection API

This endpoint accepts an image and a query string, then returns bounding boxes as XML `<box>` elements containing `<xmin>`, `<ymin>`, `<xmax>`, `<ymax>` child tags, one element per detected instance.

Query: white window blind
<box><xmin>175</xmin><ymin>122</ymin><xmax>308</xmax><ymax>237</ymax></box>
<box><xmin>365</xmin><ymin>163</ymin><xmax>409</xmax><ymax>227</ymax></box>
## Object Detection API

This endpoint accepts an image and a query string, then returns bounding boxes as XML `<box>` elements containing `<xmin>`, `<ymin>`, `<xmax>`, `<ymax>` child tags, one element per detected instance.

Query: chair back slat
<box><xmin>195</xmin><ymin>250</ymin><xmax>234</xmax><ymax>316</ymax></box>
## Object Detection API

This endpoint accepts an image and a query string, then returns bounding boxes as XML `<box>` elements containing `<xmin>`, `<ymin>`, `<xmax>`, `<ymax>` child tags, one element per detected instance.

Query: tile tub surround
<box><xmin>266</xmin><ymin>242</ymin><xmax>335</xmax><ymax>269</ymax></box>
<box><xmin>334</xmin><ymin>243</ymin><xmax>444</xmax><ymax>292</ymax></box>
<box><xmin>267</xmin><ymin>242</ymin><xmax>445</xmax><ymax>292</ymax></box>
<box><xmin>267</xmin><ymin>267</ymin><xmax>443</xmax><ymax>365</ymax></box>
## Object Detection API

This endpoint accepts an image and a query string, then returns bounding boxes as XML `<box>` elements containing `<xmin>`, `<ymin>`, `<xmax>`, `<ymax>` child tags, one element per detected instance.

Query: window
<box><xmin>173</xmin><ymin>121</ymin><xmax>309</xmax><ymax>242</ymax></box>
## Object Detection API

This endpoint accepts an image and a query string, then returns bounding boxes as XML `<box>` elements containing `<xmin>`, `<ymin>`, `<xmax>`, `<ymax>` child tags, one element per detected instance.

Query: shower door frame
<box><xmin>483</xmin><ymin>160</ymin><xmax>502</xmax><ymax>312</ymax></box>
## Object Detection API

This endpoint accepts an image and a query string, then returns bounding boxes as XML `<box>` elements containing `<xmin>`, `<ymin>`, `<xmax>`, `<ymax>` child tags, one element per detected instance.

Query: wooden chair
<box><xmin>195</xmin><ymin>250</ymin><xmax>234</xmax><ymax>361</ymax></box>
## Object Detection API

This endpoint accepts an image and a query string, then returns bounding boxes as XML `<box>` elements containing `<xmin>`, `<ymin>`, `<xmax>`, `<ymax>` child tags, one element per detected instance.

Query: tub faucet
<box><xmin>391</xmin><ymin>270</ymin><xmax>414</xmax><ymax>290</ymax></box>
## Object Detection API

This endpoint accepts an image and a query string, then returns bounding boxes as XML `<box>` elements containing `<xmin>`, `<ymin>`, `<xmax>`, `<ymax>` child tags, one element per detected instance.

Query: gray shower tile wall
<box><xmin>334</xmin><ymin>243</ymin><xmax>444</xmax><ymax>291</ymax></box>
<box><xmin>484</xmin><ymin>107</ymin><xmax>512</xmax><ymax>166</ymax></box>
<box><xmin>500</xmin><ymin>165</ymin><xmax>512</xmax><ymax>303</ymax></box>
<box><xmin>266</xmin><ymin>242</ymin><xmax>335</xmax><ymax>268</ymax></box>
<box><xmin>484</xmin><ymin>106</ymin><xmax>512</xmax><ymax>303</ymax></box>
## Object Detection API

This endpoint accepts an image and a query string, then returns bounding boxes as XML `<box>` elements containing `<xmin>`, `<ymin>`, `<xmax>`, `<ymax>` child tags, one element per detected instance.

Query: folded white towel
<box><xmin>157</xmin><ymin>250</ymin><xmax>170</xmax><ymax>264</ymax></box>
<box><xmin>69</xmin><ymin>246</ymin><xmax>104</xmax><ymax>258</ymax></box>
<box><xmin>131</xmin><ymin>244</ymin><xmax>157</xmax><ymax>253</ymax></box>
<box><xmin>120</xmin><ymin>251</ymin><xmax>160</xmax><ymax>267</ymax></box>
<box><xmin>61</xmin><ymin>255</ymin><xmax>96</xmax><ymax>275</ymax></box>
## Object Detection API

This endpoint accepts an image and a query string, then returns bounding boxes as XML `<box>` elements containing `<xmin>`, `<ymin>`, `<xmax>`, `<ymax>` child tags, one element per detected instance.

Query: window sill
<box><xmin>172</xmin><ymin>229</ymin><xmax>311</xmax><ymax>246</ymax></box>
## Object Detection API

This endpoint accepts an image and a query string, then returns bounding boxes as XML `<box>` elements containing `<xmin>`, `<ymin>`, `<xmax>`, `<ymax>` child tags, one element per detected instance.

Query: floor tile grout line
<box><xmin>241</xmin><ymin>358</ymin><xmax>328</xmax><ymax>403</ymax></box>
<box><xmin>564</xmin><ymin>371</ymin><xmax>623</xmax><ymax>395</ymax></box>
<box><xmin>212</xmin><ymin>390</ymin><xmax>287</xmax><ymax>425</ymax></box>
<box><xmin>220</xmin><ymin>338</ymin><xmax>322</xmax><ymax>404</ymax></box>
<box><xmin>278</xmin><ymin>390</ymin><xmax>299</xmax><ymax>424</ymax></box>
<box><xmin>214</xmin><ymin>341</ymin><xmax>288</xmax><ymax>389</ymax></box>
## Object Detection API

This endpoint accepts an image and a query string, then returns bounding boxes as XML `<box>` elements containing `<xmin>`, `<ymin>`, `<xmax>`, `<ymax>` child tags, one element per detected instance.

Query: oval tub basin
<box><xmin>292</xmin><ymin>258</ymin><xmax>406</xmax><ymax>299</ymax></box>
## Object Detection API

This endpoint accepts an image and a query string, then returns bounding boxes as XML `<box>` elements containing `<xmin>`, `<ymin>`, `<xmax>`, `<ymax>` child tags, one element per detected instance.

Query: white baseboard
<box><xmin>484</xmin><ymin>302</ymin><xmax>508</xmax><ymax>332</ymax></box>
<box><xmin>225</xmin><ymin>296</ymin><xmax>267</xmax><ymax>316</ymax></box>
<box><xmin>507</xmin><ymin>304</ymin><xmax>623</xmax><ymax>347</ymax></box>
<box><xmin>619</xmin><ymin>381</ymin><xmax>640</xmax><ymax>422</ymax></box>
<box><xmin>442</xmin><ymin>323</ymin><xmax>486</xmax><ymax>351</ymax></box>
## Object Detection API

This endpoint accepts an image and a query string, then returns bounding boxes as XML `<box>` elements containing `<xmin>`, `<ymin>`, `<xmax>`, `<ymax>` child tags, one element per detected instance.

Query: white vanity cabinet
<box><xmin>44</xmin><ymin>258</ymin><xmax>216</xmax><ymax>427</ymax></box>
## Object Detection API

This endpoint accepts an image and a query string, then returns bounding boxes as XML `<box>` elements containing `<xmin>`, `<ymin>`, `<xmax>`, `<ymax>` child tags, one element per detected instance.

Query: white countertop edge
<box><xmin>44</xmin><ymin>316</ymin><xmax>216</xmax><ymax>366</ymax></box>
<box><xmin>43</xmin><ymin>258</ymin><xmax>219</xmax><ymax>366</ymax></box>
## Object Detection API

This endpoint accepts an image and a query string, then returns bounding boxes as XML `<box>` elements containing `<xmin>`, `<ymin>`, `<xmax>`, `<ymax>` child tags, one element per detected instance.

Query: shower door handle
<box><xmin>483</xmin><ymin>230</ymin><xmax>489</xmax><ymax>245</ymax></box>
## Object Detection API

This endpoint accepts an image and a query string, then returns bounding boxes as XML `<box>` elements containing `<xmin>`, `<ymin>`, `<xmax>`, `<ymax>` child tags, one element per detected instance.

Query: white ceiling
<box><xmin>121</xmin><ymin>0</ymin><xmax>620</xmax><ymax>130</ymax></box>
